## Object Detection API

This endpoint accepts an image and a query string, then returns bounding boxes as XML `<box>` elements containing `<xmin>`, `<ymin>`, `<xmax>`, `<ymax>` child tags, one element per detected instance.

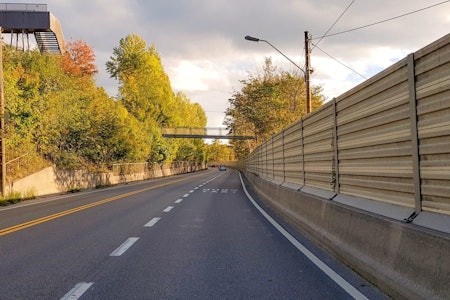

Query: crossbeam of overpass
<box><xmin>161</xmin><ymin>127</ymin><xmax>255</xmax><ymax>140</ymax></box>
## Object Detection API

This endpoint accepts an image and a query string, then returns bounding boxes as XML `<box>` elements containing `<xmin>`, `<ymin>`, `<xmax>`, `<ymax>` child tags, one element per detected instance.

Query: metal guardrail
<box><xmin>6</xmin><ymin>153</ymin><xmax>30</xmax><ymax>171</ymax></box>
<box><xmin>112</xmin><ymin>161</ymin><xmax>205</xmax><ymax>177</ymax></box>
<box><xmin>245</xmin><ymin>33</ymin><xmax>450</xmax><ymax>216</ymax></box>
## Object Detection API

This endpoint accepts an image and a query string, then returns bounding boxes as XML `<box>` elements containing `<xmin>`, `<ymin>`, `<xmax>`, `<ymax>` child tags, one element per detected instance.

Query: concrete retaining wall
<box><xmin>7</xmin><ymin>162</ymin><xmax>206</xmax><ymax>197</ymax></box>
<box><xmin>243</xmin><ymin>171</ymin><xmax>450</xmax><ymax>300</ymax></box>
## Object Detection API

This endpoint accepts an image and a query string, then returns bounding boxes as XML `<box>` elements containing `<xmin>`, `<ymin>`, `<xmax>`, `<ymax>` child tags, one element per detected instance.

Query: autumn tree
<box><xmin>83</xmin><ymin>91</ymin><xmax>150</xmax><ymax>168</ymax></box>
<box><xmin>3</xmin><ymin>45</ymin><xmax>150</xmax><ymax>174</ymax></box>
<box><xmin>106</xmin><ymin>34</ymin><xmax>207</xmax><ymax>164</ymax></box>
<box><xmin>106</xmin><ymin>34</ymin><xmax>175</xmax><ymax>124</ymax></box>
<box><xmin>2</xmin><ymin>34</ymin><xmax>208</xmax><ymax>180</ymax></box>
<box><xmin>225</xmin><ymin>58</ymin><xmax>324</xmax><ymax>159</ymax></box>
<box><xmin>61</xmin><ymin>40</ymin><xmax>98</xmax><ymax>76</ymax></box>
<box><xmin>206</xmin><ymin>140</ymin><xmax>236</xmax><ymax>163</ymax></box>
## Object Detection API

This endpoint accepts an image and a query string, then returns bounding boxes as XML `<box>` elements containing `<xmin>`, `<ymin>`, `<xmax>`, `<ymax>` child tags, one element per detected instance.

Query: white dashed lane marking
<box><xmin>163</xmin><ymin>206</ymin><xmax>174</xmax><ymax>212</ymax></box>
<box><xmin>202</xmin><ymin>188</ymin><xmax>238</xmax><ymax>194</ymax></box>
<box><xmin>60</xmin><ymin>282</ymin><xmax>93</xmax><ymax>300</ymax></box>
<box><xmin>144</xmin><ymin>217</ymin><xmax>161</xmax><ymax>227</ymax></box>
<box><xmin>61</xmin><ymin>178</ymin><xmax>226</xmax><ymax>299</ymax></box>
<box><xmin>110</xmin><ymin>237</ymin><xmax>139</xmax><ymax>257</ymax></box>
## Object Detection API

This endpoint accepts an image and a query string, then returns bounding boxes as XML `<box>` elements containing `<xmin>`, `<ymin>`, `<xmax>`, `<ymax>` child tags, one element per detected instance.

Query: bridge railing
<box><xmin>0</xmin><ymin>3</ymin><xmax>47</xmax><ymax>11</ymax></box>
<box><xmin>245</xmin><ymin>33</ymin><xmax>450</xmax><ymax>218</ymax></box>
<box><xmin>161</xmin><ymin>127</ymin><xmax>254</xmax><ymax>140</ymax></box>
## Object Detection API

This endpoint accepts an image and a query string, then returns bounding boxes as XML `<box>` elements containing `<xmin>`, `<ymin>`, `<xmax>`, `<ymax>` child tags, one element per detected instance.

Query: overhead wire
<box><xmin>311</xmin><ymin>42</ymin><xmax>367</xmax><ymax>79</ymax></box>
<box><xmin>312</xmin><ymin>0</ymin><xmax>355</xmax><ymax>51</ymax></box>
<box><xmin>312</xmin><ymin>0</ymin><xmax>450</xmax><ymax>40</ymax></box>
<box><xmin>310</xmin><ymin>0</ymin><xmax>449</xmax><ymax>79</ymax></box>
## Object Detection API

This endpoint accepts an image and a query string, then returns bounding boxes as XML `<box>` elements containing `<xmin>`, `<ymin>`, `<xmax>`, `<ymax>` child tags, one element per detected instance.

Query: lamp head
<box><xmin>245</xmin><ymin>35</ymin><xmax>260</xmax><ymax>42</ymax></box>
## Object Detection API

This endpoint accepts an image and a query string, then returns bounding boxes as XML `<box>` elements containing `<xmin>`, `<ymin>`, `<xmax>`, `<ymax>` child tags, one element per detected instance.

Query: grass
<box><xmin>68</xmin><ymin>186</ymin><xmax>81</xmax><ymax>193</ymax></box>
<box><xmin>0</xmin><ymin>191</ymin><xmax>23</xmax><ymax>206</ymax></box>
<box><xmin>0</xmin><ymin>190</ymin><xmax>36</xmax><ymax>206</ymax></box>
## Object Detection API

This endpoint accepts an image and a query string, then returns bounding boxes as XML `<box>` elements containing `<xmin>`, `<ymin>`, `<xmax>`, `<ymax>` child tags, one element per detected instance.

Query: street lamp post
<box><xmin>245</xmin><ymin>33</ymin><xmax>312</xmax><ymax>114</ymax></box>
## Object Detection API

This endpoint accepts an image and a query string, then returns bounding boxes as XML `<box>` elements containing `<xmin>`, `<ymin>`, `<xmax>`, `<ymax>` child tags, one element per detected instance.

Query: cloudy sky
<box><xmin>3</xmin><ymin>0</ymin><xmax>450</xmax><ymax>127</ymax></box>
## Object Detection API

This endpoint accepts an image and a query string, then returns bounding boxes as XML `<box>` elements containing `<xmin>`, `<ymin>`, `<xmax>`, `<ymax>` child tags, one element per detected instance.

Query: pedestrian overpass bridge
<box><xmin>161</xmin><ymin>127</ymin><xmax>254</xmax><ymax>140</ymax></box>
<box><xmin>0</xmin><ymin>3</ymin><xmax>65</xmax><ymax>54</ymax></box>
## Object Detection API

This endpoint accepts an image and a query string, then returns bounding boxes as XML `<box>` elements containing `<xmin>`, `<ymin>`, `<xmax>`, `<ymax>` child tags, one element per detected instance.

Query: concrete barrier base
<box><xmin>243</xmin><ymin>171</ymin><xmax>450</xmax><ymax>300</ymax></box>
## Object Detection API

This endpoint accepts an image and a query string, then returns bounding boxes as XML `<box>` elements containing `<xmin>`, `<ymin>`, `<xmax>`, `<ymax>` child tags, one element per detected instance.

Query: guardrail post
<box><xmin>265</xmin><ymin>141</ymin><xmax>268</xmax><ymax>179</ymax></box>
<box><xmin>301</xmin><ymin>119</ymin><xmax>305</xmax><ymax>187</ymax></box>
<box><xmin>407</xmin><ymin>53</ymin><xmax>422</xmax><ymax>213</ymax></box>
<box><xmin>332</xmin><ymin>98</ymin><xmax>340</xmax><ymax>193</ymax></box>
<box><xmin>272</xmin><ymin>135</ymin><xmax>275</xmax><ymax>180</ymax></box>
<box><xmin>257</xmin><ymin>146</ymin><xmax>260</xmax><ymax>176</ymax></box>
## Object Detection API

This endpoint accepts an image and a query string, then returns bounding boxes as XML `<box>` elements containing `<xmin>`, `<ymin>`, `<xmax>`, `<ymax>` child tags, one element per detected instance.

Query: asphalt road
<box><xmin>0</xmin><ymin>168</ymin><xmax>389</xmax><ymax>299</ymax></box>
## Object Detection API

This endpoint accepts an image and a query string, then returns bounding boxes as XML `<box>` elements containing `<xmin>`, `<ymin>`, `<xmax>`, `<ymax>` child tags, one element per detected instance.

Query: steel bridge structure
<box><xmin>161</xmin><ymin>127</ymin><xmax>255</xmax><ymax>140</ymax></box>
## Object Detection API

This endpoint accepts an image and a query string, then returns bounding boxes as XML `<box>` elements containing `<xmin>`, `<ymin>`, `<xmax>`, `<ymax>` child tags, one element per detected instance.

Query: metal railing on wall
<box><xmin>112</xmin><ymin>161</ymin><xmax>205</xmax><ymax>177</ymax></box>
<box><xmin>245</xmin><ymin>33</ymin><xmax>450</xmax><ymax>216</ymax></box>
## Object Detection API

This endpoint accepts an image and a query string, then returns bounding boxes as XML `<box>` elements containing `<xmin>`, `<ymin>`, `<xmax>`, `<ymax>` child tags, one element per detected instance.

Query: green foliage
<box><xmin>225</xmin><ymin>58</ymin><xmax>324</xmax><ymax>159</ymax></box>
<box><xmin>107</xmin><ymin>34</ymin><xmax>207</xmax><ymax>164</ymax></box>
<box><xmin>206</xmin><ymin>140</ymin><xmax>236</xmax><ymax>163</ymax></box>
<box><xmin>0</xmin><ymin>191</ymin><xmax>25</xmax><ymax>206</ymax></box>
<box><xmin>107</xmin><ymin>34</ymin><xmax>176</xmax><ymax>124</ymax></box>
<box><xmin>0</xmin><ymin>189</ymin><xmax>37</xmax><ymax>207</ymax></box>
<box><xmin>2</xmin><ymin>34</ymin><xmax>207</xmax><ymax>181</ymax></box>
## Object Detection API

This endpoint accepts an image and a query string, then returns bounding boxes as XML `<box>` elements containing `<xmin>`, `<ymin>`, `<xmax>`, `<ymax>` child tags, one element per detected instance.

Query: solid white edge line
<box><xmin>238</xmin><ymin>172</ymin><xmax>369</xmax><ymax>300</ymax></box>
<box><xmin>110</xmin><ymin>237</ymin><xmax>139</xmax><ymax>257</ymax></box>
<box><xmin>144</xmin><ymin>217</ymin><xmax>161</xmax><ymax>227</ymax></box>
<box><xmin>163</xmin><ymin>206</ymin><xmax>174</xmax><ymax>212</ymax></box>
<box><xmin>60</xmin><ymin>282</ymin><xmax>93</xmax><ymax>300</ymax></box>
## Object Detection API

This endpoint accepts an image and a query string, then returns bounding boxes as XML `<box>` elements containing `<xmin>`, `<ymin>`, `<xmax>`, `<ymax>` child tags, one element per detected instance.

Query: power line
<box><xmin>311</xmin><ymin>42</ymin><xmax>367</xmax><ymax>80</ymax></box>
<box><xmin>312</xmin><ymin>0</ymin><xmax>355</xmax><ymax>50</ymax></box>
<box><xmin>297</xmin><ymin>51</ymin><xmax>305</xmax><ymax>76</ymax></box>
<box><xmin>313</xmin><ymin>0</ymin><xmax>450</xmax><ymax>40</ymax></box>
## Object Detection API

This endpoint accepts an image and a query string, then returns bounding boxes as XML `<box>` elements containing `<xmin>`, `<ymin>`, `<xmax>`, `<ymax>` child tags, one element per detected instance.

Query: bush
<box><xmin>0</xmin><ymin>191</ymin><xmax>23</xmax><ymax>206</ymax></box>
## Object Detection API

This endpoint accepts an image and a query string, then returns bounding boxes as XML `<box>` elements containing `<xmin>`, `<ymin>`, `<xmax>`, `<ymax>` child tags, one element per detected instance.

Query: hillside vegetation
<box><xmin>225</xmin><ymin>58</ymin><xmax>324</xmax><ymax>159</ymax></box>
<box><xmin>3</xmin><ymin>34</ymin><xmax>210</xmax><ymax>181</ymax></box>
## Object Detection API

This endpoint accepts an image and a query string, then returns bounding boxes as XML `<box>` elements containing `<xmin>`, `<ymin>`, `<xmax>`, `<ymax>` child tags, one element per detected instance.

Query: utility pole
<box><xmin>0</xmin><ymin>28</ymin><xmax>6</xmax><ymax>197</ymax></box>
<box><xmin>304</xmin><ymin>31</ymin><xmax>312</xmax><ymax>114</ymax></box>
<box><xmin>245</xmin><ymin>33</ymin><xmax>312</xmax><ymax>114</ymax></box>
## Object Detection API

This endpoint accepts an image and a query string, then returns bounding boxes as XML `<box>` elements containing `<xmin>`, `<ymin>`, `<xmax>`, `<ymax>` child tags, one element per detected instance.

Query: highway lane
<box><xmin>0</xmin><ymin>170</ymin><xmax>216</xmax><ymax>299</ymax></box>
<box><xmin>0</xmin><ymin>171</ymin><xmax>211</xmax><ymax>231</ymax></box>
<box><xmin>0</xmin><ymin>169</ymin><xmax>388</xmax><ymax>299</ymax></box>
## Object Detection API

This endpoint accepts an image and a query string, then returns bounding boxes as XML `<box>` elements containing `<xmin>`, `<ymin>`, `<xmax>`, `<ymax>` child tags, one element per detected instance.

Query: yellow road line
<box><xmin>0</xmin><ymin>173</ymin><xmax>205</xmax><ymax>237</ymax></box>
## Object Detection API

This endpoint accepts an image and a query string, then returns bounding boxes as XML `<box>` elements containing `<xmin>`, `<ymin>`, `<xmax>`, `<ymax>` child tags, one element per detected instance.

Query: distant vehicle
<box><xmin>219</xmin><ymin>165</ymin><xmax>227</xmax><ymax>171</ymax></box>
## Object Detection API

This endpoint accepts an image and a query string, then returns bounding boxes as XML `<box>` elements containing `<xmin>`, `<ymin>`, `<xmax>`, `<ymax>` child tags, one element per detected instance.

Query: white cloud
<box><xmin>169</xmin><ymin>60</ymin><xmax>221</xmax><ymax>91</ymax></box>
<box><xmin>3</xmin><ymin>0</ymin><xmax>449</xmax><ymax>127</ymax></box>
